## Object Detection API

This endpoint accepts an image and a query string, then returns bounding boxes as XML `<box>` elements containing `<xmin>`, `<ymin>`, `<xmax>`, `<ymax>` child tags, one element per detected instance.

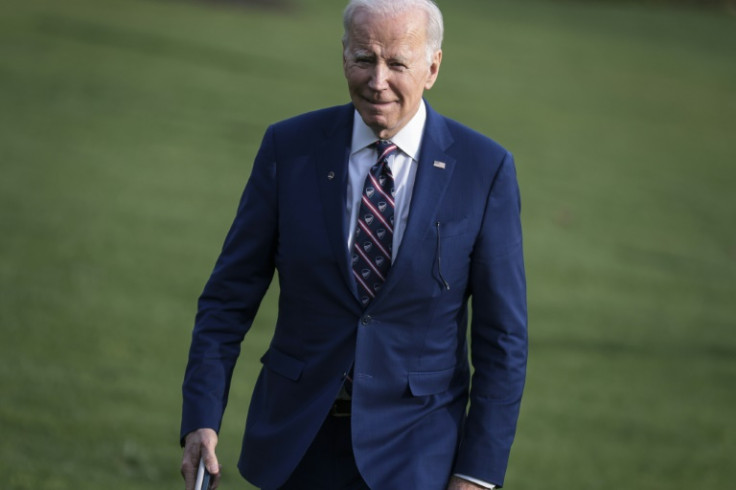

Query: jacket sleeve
<box><xmin>180</xmin><ymin>126</ymin><xmax>279</xmax><ymax>442</ymax></box>
<box><xmin>453</xmin><ymin>151</ymin><xmax>528</xmax><ymax>487</ymax></box>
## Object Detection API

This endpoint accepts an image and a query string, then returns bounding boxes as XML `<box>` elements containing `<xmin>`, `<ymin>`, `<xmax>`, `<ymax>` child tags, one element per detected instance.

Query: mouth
<box><xmin>361</xmin><ymin>96</ymin><xmax>395</xmax><ymax>109</ymax></box>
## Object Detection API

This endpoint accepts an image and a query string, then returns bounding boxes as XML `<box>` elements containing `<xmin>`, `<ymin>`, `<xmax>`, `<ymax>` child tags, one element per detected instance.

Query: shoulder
<box><xmin>444</xmin><ymin>116</ymin><xmax>509</xmax><ymax>159</ymax></box>
<box><xmin>254</xmin><ymin>103</ymin><xmax>353</xmax><ymax>164</ymax></box>
<box><xmin>423</xmin><ymin>104</ymin><xmax>516</xmax><ymax>194</ymax></box>
<box><xmin>269</xmin><ymin>103</ymin><xmax>353</xmax><ymax>139</ymax></box>
<box><xmin>425</xmin><ymin>103</ymin><xmax>510</xmax><ymax>161</ymax></box>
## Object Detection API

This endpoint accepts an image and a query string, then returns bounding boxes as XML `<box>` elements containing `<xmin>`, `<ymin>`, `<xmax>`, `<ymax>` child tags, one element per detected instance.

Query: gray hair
<box><xmin>342</xmin><ymin>0</ymin><xmax>444</xmax><ymax>64</ymax></box>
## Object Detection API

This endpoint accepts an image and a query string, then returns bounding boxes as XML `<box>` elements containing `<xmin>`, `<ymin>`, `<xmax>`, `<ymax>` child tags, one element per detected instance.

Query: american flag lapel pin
<box><xmin>433</xmin><ymin>161</ymin><xmax>446</xmax><ymax>169</ymax></box>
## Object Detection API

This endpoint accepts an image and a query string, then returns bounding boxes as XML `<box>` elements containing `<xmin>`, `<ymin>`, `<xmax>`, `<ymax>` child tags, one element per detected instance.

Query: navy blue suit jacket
<box><xmin>182</xmin><ymin>102</ymin><xmax>527</xmax><ymax>489</ymax></box>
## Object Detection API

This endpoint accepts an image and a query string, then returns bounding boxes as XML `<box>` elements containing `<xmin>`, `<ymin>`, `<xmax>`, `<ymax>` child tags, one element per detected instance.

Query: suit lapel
<box><xmin>314</xmin><ymin>103</ymin><xmax>456</xmax><ymax>307</ymax></box>
<box><xmin>314</xmin><ymin>105</ymin><xmax>357</xmax><ymax>295</ymax></box>
<box><xmin>382</xmin><ymin>104</ymin><xmax>456</xmax><ymax>297</ymax></box>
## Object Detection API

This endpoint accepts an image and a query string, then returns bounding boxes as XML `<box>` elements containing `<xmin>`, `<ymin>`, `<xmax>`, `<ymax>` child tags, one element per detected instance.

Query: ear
<box><xmin>342</xmin><ymin>41</ymin><xmax>349</xmax><ymax>75</ymax></box>
<box><xmin>424</xmin><ymin>49</ymin><xmax>442</xmax><ymax>90</ymax></box>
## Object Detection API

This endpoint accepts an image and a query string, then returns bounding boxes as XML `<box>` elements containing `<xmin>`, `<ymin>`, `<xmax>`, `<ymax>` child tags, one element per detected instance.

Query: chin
<box><xmin>359</xmin><ymin>114</ymin><xmax>390</xmax><ymax>133</ymax></box>
<box><xmin>370</xmin><ymin>122</ymin><xmax>394</xmax><ymax>137</ymax></box>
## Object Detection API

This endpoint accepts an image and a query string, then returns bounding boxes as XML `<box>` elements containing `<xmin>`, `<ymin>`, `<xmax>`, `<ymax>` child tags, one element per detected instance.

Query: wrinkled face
<box><xmin>343</xmin><ymin>9</ymin><xmax>442</xmax><ymax>140</ymax></box>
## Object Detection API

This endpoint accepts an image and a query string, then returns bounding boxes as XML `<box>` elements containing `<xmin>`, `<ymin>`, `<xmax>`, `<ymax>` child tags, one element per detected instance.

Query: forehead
<box><xmin>347</xmin><ymin>9</ymin><xmax>428</xmax><ymax>55</ymax></box>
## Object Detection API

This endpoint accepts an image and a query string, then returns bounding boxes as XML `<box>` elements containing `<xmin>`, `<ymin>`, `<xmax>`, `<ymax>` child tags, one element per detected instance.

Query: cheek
<box><xmin>395</xmin><ymin>78</ymin><xmax>422</xmax><ymax>100</ymax></box>
<box><xmin>344</xmin><ymin>66</ymin><xmax>357</xmax><ymax>80</ymax></box>
<box><xmin>347</xmin><ymin>71</ymin><xmax>369</xmax><ymax>90</ymax></box>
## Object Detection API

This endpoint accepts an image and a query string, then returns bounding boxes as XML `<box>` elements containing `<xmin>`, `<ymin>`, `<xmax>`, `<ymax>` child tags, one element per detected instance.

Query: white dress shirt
<box><xmin>346</xmin><ymin>102</ymin><xmax>424</xmax><ymax>260</ymax></box>
<box><xmin>345</xmin><ymin>101</ymin><xmax>497</xmax><ymax>490</ymax></box>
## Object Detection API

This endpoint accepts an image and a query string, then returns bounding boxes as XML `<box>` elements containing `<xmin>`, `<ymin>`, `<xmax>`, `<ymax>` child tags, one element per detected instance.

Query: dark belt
<box><xmin>330</xmin><ymin>398</ymin><xmax>352</xmax><ymax>417</ymax></box>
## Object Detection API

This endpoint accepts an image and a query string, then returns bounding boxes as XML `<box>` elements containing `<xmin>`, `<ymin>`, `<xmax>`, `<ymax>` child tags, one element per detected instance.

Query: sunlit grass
<box><xmin>1</xmin><ymin>0</ymin><xmax>735</xmax><ymax>488</ymax></box>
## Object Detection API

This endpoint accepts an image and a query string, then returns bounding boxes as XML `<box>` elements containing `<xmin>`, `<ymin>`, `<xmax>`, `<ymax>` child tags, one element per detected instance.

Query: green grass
<box><xmin>1</xmin><ymin>0</ymin><xmax>734</xmax><ymax>488</ymax></box>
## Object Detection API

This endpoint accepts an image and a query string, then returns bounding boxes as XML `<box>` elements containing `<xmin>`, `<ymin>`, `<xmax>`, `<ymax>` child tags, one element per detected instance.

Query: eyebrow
<box><xmin>350</xmin><ymin>49</ymin><xmax>375</xmax><ymax>59</ymax></box>
<box><xmin>350</xmin><ymin>49</ymin><xmax>409</xmax><ymax>64</ymax></box>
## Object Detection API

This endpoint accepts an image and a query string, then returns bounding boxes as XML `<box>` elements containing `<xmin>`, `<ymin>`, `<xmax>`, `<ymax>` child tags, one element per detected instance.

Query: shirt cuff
<box><xmin>454</xmin><ymin>473</ymin><xmax>496</xmax><ymax>489</ymax></box>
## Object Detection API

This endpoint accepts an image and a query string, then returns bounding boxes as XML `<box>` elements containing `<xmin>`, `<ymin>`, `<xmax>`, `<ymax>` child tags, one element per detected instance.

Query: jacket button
<box><xmin>361</xmin><ymin>315</ymin><xmax>372</xmax><ymax>326</ymax></box>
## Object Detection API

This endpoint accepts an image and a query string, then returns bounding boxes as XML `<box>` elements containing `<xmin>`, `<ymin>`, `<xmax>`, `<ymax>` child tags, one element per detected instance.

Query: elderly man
<box><xmin>180</xmin><ymin>0</ymin><xmax>527</xmax><ymax>489</ymax></box>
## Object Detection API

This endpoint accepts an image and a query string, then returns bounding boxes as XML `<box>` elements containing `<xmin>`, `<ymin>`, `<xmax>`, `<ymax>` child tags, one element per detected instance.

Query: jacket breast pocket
<box><xmin>407</xmin><ymin>366</ymin><xmax>458</xmax><ymax>397</ymax></box>
<box><xmin>260</xmin><ymin>347</ymin><xmax>305</xmax><ymax>381</ymax></box>
<box><xmin>437</xmin><ymin>217</ymin><xmax>471</xmax><ymax>238</ymax></box>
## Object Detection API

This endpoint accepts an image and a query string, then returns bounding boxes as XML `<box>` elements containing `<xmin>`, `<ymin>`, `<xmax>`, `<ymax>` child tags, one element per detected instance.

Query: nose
<box><xmin>368</xmin><ymin>62</ymin><xmax>389</xmax><ymax>91</ymax></box>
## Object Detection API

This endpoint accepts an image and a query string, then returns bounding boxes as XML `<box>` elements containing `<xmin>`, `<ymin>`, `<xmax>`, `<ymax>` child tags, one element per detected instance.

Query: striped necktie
<box><xmin>352</xmin><ymin>140</ymin><xmax>397</xmax><ymax>306</ymax></box>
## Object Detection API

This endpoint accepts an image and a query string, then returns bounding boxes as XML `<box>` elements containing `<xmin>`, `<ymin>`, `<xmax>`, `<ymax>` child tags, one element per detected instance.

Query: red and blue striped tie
<box><xmin>352</xmin><ymin>140</ymin><xmax>397</xmax><ymax>306</ymax></box>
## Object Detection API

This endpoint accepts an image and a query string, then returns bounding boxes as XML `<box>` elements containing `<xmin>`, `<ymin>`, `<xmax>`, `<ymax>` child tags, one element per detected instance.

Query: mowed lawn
<box><xmin>1</xmin><ymin>0</ymin><xmax>734</xmax><ymax>488</ymax></box>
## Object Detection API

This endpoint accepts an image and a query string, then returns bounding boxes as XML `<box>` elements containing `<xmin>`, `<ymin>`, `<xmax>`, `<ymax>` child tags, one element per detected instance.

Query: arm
<box><xmin>453</xmin><ymin>151</ymin><xmax>528</xmax><ymax>487</ymax></box>
<box><xmin>180</xmin><ymin>126</ymin><xmax>279</xmax><ymax>462</ymax></box>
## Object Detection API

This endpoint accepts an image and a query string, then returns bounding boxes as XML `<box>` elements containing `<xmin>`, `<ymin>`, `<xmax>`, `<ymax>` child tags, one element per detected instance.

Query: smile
<box><xmin>362</xmin><ymin>97</ymin><xmax>395</xmax><ymax>108</ymax></box>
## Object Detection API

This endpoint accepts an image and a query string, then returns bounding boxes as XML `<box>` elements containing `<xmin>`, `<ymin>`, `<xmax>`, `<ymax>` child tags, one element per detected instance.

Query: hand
<box><xmin>447</xmin><ymin>475</ymin><xmax>492</xmax><ymax>490</ymax></box>
<box><xmin>181</xmin><ymin>428</ymin><xmax>221</xmax><ymax>490</ymax></box>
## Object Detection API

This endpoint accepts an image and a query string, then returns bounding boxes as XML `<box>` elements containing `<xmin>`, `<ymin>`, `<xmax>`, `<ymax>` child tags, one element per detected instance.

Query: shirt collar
<box><xmin>350</xmin><ymin>100</ymin><xmax>427</xmax><ymax>161</ymax></box>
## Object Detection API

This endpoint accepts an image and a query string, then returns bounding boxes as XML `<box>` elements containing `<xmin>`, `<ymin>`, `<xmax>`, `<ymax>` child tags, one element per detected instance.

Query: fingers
<box><xmin>446</xmin><ymin>476</ymin><xmax>489</xmax><ymax>490</ymax></box>
<box><xmin>208</xmin><ymin>463</ymin><xmax>223</xmax><ymax>490</ymax></box>
<box><xmin>200</xmin><ymin>440</ymin><xmax>221</xmax><ymax>489</ymax></box>
<box><xmin>180</xmin><ymin>449</ymin><xmax>197</xmax><ymax>490</ymax></box>
<box><xmin>181</xmin><ymin>428</ymin><xmax>219</xmax><ymax>490</ymax></box>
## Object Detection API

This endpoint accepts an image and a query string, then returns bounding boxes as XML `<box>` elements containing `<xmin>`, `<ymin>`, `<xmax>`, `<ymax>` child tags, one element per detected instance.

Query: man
<box><xmin>180</xmin><ymin>0</ymin><xmax>527</xmax><ymax>489</ymax></box>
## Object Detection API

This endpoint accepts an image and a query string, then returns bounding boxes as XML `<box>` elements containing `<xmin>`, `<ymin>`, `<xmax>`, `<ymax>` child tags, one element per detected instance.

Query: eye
<box><xmin>354</xmin><ymin>55</ymin><xmax>374</xmax><ymax>66</ymax></box>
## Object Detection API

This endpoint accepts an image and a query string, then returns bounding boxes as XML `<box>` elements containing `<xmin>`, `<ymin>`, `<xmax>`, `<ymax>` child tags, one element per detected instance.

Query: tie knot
<box><xmin>375</xmin><ymin>140</ymin><xmax>398</xmax><ymax>161</ymax></box>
